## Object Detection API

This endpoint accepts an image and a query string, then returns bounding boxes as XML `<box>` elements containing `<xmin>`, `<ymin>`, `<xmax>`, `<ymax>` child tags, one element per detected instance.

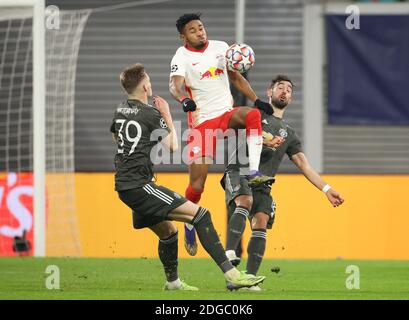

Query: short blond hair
<box><xmin>120</xmin><ymin>63</ymin><xmax>146</xmax><ymax>94</ymax></box>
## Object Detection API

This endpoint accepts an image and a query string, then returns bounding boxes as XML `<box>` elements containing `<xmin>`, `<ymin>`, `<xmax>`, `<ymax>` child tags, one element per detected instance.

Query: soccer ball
<box><xmin>225</xmin><ymin>43</ymin><xmax>255</xmax><ymax>73</ymax></box>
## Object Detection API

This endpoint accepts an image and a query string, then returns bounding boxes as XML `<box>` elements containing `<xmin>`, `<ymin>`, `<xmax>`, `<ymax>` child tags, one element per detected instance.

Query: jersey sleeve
<box><xmin>169</xmin><ymin>49</ymin><xmax>186</xmax><ymax>78</ymax></box>
<box><xmin>147</xmin><ymin>109</ymin><xmax>171</xmax><ymax>142</ymax></box>
<box><xmin>110</xmin><ymin>120</ymin><xmax>115</xmax><ymax>133</ymax></box>
<box><xmin>286</xmin><ymin>130</ymin><xmax>302</xmax><ymax>158</ymax></box>
<box><xmin>110</xmin><ymin>111</ymin><xmax>117</xmax><ymax>134</ymax></box>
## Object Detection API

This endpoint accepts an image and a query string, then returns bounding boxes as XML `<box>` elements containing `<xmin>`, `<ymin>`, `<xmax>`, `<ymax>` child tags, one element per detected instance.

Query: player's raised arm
<box><xmin>227</xmin><ymin>70</ymin><xmax>257</xmax><ymax>101</ymax></box>
<box><xmin>153</xmin><ymin>95</ymin><xmax>178</xmax><ymax>152</ymax></box>
<box><xmin>291</xmin><ymin>152</ymin><xmax>345</xmax><ymax>207</ymax></box>
<box><xmin>227</xmin><ymin>70</ymin><xmax>273</xmax><ymax>115</ymax></box>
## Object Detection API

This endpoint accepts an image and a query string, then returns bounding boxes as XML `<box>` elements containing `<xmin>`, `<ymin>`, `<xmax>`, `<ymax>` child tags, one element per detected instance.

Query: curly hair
<box><xmin>176</xmin><ymin>13</ymin><xmax>202</xmax><ymax>34</ymax></box>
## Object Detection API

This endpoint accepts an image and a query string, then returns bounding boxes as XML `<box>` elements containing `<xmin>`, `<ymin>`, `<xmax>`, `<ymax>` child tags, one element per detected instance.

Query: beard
<box><xmin>271</xmin><ymin>96</ymin><xmax>288</xmax><ymax>109</ymax></box>
<box><xmin>195</xmin><ymin>39</ymin><xmax>207</xmax><ymax>49</ymax></box>
<box><xmin>196</xmin><ymin>42</ymin><xmax>206</xmax><ymax>49</ymax></box>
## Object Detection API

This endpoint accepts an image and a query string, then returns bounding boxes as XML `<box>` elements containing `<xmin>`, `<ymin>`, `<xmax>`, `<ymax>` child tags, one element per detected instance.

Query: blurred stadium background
<box><xmin>1</xmin><ymin>0</ymin><xmax>408</xmax><ymax>261</ymax></box>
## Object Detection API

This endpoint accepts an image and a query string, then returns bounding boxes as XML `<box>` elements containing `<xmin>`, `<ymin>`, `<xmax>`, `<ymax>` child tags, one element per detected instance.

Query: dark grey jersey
<box><xmin>225</xmin><ymin>111</ymin><xmax>302</xmax><ymax>177</ymax></box>
<box><xmin>258</xmin><ymin>113</ymin><xmax>302</xmax><ymax>177</ymax></box>
<box><xmin>110</xmin><ymin>99</ymin><xmax>170</xmax><ymax>191</ymax></box>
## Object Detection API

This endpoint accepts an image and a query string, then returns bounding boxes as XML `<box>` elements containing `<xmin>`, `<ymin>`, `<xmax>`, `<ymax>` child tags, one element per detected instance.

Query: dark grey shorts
<box><xmin>118</xmin><ymin>182</ymin><xmax>187</xmax><ymax>229</ymax></box>
<box><xmin>222</xmin><ymin>171</ymin><xmax>276</xmax><ymax>229</ymax></box>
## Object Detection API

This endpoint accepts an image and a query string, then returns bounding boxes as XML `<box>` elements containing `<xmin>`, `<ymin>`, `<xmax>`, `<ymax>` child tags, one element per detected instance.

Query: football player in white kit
<box><xmin>169</xmin><ymin>13</ymin><xmax>274</xmax><ymax>256</ymax></box>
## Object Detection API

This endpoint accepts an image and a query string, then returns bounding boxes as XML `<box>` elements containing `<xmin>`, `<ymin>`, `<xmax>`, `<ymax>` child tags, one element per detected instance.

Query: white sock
<box><xmin>166</xmin><ymin>278</ymin><xmax>181</xmax><ymax>289</ymax></box>
<box><xmin>224</xmin><ymin>267</ymin><xmax>241</xmax><ymax>282</ymax></box>
<box><xmin>226</xmin><ymin>250</ymin><xmax>237</xmax><ymax>261</ymax></box>
<box><xmin>246</xmin><ymin>135</ymin><xmax>262</xmax><ymax>172</ymax></box>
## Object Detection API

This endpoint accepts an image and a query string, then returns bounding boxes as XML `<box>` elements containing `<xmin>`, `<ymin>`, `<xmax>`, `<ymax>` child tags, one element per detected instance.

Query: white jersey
<box><xmin>170</xmin><ymin>40</ymin><xmax>233</xmax><ymax>128</ymax></box>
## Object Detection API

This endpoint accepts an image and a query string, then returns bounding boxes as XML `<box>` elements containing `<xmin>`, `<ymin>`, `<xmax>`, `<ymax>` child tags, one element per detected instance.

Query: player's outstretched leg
<box><xmin>183</xmin><ymin>222</ymin><xmax>197</xmax><ymax>256</ymax></box>
<box><xmin>184</xmin><ymin>184</ymin><xmax>203</xmax><ymax>256</ymax></box>
<box><xmin>246</xmin><ymin>228</ymin><xmax>267</xmax><ymax>277</ymax></box>
<box><xmin>226</xmin><ymin>209</ymin><xmax>247</xmax><ymax>266</ymax></box>
<box><xmin>149</xmin><ymin>221</ymin><xmax>198</xmax><ymax>291</ymax></box>
<box><xmin>228</xmin><ymin>107</ymin><xmax>273</xmax><ymax>184</ymax></box>
<box><xmin>191</xmin><ymin>207</ymin><xmax>266</xmax><ymax>289</ymax></box>
<box><xmin>226</xmin><ymin>195</ymin><xmax>252</xmax><ymax>267</ymax></box>
<box><xmin>227</xmin><ymin>204</ymin><xmax>244</xmax><ymax>262</ymax></box>
<box><xmin>226</xmin><ymin>211</ymin><xmax>270</xmax><ymax>292</ymax></box>
<box><xmin>183</xmin><ymin>162</ymin><xmax>208</xmax><ymax>256</ymax></box>
<box><xmin>169</xmin><ymin>202</ymin><xmax>266</xmax><ymax>289</ymax></box>
<box><xmin>242</xmin><ymin>227</ymin><xmax>267</xmax><ymax>291</ymax></box>
<box><xmin>242</xmin><ymin>212</ymin><xmax>270</xmax><ymax>291</ymax></box>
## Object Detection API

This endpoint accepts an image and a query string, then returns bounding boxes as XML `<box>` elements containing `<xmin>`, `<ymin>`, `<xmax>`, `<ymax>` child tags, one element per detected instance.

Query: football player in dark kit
<box><xmin>222</xmin><ymin>75</ymin><xmax>345</xmax><ymax>291</ymax></box>
<box><xmin>110</xmin><ymin>63</ymin><xmax>265</xmax><ymax>291</ymax></box>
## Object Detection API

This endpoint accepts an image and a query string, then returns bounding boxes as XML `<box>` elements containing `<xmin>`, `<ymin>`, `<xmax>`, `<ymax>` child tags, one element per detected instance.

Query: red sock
<box><xmin>245</xmin><ymin>109</ymin><xmax>262</xmax><ymax>136</ymax></box>
<box><xmin>185</xmin><ymin>184</ymin><xmax>203</xmax><ymax>204</ymax></box>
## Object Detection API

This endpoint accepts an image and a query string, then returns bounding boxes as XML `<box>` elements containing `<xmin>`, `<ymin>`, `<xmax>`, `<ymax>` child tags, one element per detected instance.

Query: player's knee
<box><xmin>246</xmin><ymin>108</ymin><xmax>261</xmax><ymax>120</ymax></box>
<box><xmin>169</xmin><ymin>223</ymin><xmax>178</xmax><ymax>235</ymax></box>
<box><xmin>153</xmin><ymin>221</ymin><xmax>178</xmax><ymax>240</ymax></box>
<box><xmin>235</xmin><ymin>195</ymin><xmax>253</xmax><ymax>210</ymax></box>
<box><xmin>232</xmin><ymin>107</ymin><xmax>253</xmax><ymax>127</ymax></box>
<box><xmin>191</xmin><ymin>207</ymin><xmax>211</xmax><ymax>226</ymax></box>
<box><xmin>161</xmin><ymin>224</ymin><xmax>178</xmax><ymax>239</ymax></box>
<box><xmin>239</xmin><ymin>106</ymin><xmax>253</xmax><ymax>118</ymax></box>
<box><xmin>251</xmin><ymin>212</ymin><xmax>269</xmax><ymax>229</ymax></box>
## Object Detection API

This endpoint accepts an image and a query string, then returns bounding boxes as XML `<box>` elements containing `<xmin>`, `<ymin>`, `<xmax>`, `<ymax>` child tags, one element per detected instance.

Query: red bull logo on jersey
<box><xmin>200</xmin><ymin>67</ymin><xmax>225</xmax><ymax>80</ymax></box>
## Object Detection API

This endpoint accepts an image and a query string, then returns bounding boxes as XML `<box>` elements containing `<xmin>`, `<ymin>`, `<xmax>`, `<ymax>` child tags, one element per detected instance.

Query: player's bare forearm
<box><xmin>302</xmin><ymin>166</ymin><xmax>327</xmax><ymax>191</ymax></box>
<box><xmin>291</xmin><ymin>152</ymin><xmax>344</xmax><ymax>207</ymax></box>
<box><xmin>227</xmin><ymin>70</ymin><xmax>258</xmax><ymax>102</ymax></box>
<box><xmin>169</xmin><ymin>75</ymin><xmax>187</xmax><ymax>102</ymax></box>
<box><xmin>291</xmin><ymin>152</ymin><xmax>327</xmax><ymax>190</ymax></box>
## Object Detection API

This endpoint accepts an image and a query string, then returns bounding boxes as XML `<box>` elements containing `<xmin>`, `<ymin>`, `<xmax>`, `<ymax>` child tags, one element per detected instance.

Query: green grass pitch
<box><xmin>1</xmin><ymin>258</ymin><xmax>408</xmax><ymax>300</ymax></box>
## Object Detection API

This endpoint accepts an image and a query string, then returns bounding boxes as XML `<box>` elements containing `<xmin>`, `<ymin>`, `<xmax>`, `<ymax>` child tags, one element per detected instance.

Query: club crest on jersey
<box><xmin>279</xmin><ymin>128</ymin><xmax>288</xmax><ymax>138</ymax></box>
<box><xmin>160</xmin><ymin>118</ymin><xmax>168</xmax><ymax>129</ymax></box>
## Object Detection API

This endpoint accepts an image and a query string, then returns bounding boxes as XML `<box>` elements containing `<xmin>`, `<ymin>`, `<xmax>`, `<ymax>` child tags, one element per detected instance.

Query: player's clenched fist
<box><xmin>180</xmin><ymin>97</ymin><xmax>197</xmax><ymax>112</ymax></box>
<box><xmin>262</xmin><ymin>131</ymin><xmax>285</xmax><ymax>149</ymax></box>
<box><xmin>326</xmin><ymin>188</ymin><xmax>345</xmax><ymax>208</ymax></box>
